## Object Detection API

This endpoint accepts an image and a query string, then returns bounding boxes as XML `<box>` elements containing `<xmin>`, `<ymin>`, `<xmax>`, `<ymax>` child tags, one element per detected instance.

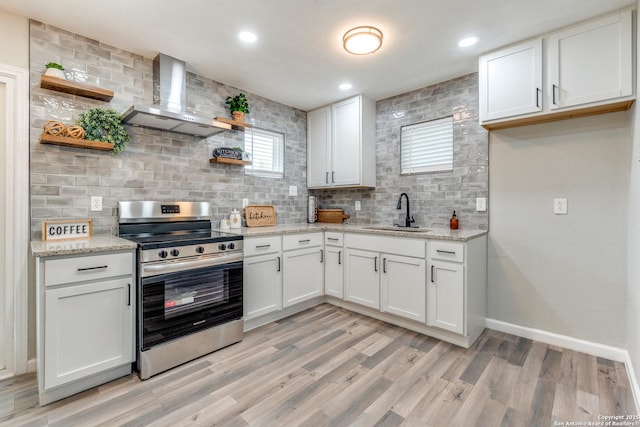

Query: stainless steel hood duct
<box><xmin>121</xmin><ymin>53</ymin><xmax>232</xmax><ymax>137</ymax></box>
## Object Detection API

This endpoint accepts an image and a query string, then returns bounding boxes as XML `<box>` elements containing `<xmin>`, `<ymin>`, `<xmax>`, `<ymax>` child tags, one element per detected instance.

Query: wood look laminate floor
<box><xmin>0</xmin><ymin>304</ymin><xmax>637</xmax><ymax>427</ymax></box>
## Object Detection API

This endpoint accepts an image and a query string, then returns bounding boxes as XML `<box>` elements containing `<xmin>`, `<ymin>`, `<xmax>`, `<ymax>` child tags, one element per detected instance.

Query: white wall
<box><xmin>0</xmin><ymin>9</ymin><xmax>28</xmax><ymax>69</ymax></box>
<box><xmin>488</xmin><ymin>111</ymin><xmax>632</xmax><ymax>347</ymax></box>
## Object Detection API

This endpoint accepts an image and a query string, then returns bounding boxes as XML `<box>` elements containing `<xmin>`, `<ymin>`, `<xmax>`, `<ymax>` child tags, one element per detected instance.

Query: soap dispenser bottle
<box><xmin>230</xmin><ymin>209</ymin><xmax>242</xmax><ymax>229</ymax></box>
<box><xmin>450</xmin><ymin>211</ymin><xmax>459</xmax><ymax>230</ymax></box>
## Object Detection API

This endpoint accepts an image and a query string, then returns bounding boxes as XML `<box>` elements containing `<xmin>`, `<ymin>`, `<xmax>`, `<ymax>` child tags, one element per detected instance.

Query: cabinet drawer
<box><xmin>283</xmin><ymin>232</ymin><xmax>323</xmax><ymax>251</ymax></box>
<box><xmin>345</xmin><ymin>233</ymin><xmax>425</xmax><ymax>258</ymax></box>
<box><xmin>44</xmin><ymin>251</ymin><xmax>133</xmax><ymax>287</ymax></box>
<box><xmin>325</xmin><ymin>232</ymin><xmax>343</xmax><ymax>246</ymax></box>
<box><xmin>429</xmin><ymin>241</ymin><xmax>464</xmax><ymax>263</ymax></box>
<box><xmin>244</xmin><ymin>236</ymin><xmax>282</xmax><ymax>256</ymax></box>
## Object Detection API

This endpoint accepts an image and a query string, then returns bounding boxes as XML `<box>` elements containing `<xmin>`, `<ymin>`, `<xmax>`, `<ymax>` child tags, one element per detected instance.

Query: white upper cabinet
<box><xmin>479</xmin><ymin>39</ymin><xmax>542</xmax><ymax>122</ymax></box>
<box><xmin>307</xmin><ymin>95</ymin><xmax>376</xmax><ymax>189</ymax></box>
<box><xmin>548</xmin><ymin>10</ymin><xmax>632</xmax><ymax>109</ymax></box>
<box><xmin>479</xmin><ymin>9</ymin><xmax>634</xmax><ymax>130</ymax></box>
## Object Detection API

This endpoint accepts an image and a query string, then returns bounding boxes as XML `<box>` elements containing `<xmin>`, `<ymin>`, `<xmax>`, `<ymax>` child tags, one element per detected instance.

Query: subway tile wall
<box><xmin>311</xmin><ymin>74</ymin><xmax>489</xmax><ymax>230</ymax></box>
<box><xmin>29</xmin><ymin>21</ymin><xmax>488</xmax><ymax>238</ymax></box>
<box><xmin>29</xmin><ymin>20</ymin><xmax>308</xmax><ymax>239</ymax></box>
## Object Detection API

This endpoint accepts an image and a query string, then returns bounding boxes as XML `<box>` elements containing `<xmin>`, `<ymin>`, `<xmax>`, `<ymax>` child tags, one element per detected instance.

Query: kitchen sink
<box><xmin>362</xmin><ymin>225</ymin><xmax>431</xmax><ymax>233</ymax></box>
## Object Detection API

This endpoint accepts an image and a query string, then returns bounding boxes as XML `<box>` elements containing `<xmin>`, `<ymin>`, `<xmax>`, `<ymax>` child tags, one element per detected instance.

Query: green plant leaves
<box><xmin>76</xmin><ymin>108</ymin><xmax>130</xmax><ymax>154</ymax></box>
<box><xmin>225</xmin><ymin>92</ymin><xmax>250</xmax><ymax>114</ymax></box>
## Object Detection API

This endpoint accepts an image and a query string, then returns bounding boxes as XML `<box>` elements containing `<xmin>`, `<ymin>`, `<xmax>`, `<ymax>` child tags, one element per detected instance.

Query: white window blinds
<box><xmin>245</xmin><ymin>128</ymin><xmax>284</xmax><ymax>178</ymax></box>
<box><xmin>400</xmin><ymin>116</ymin><xmax>453</xmax><ymax>175</ymax></box>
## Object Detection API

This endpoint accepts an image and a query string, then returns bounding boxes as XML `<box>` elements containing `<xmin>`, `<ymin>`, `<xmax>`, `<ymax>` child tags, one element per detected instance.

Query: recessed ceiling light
<box><xmin>339</xmin><ymin>83</ymin><xmax>352</xmax><ymax>90</ymax></box>
<box><xmin>458</xmin><ymin>36</ymin><xmax>478</xmax><ymax>48</ymax></box>
<box><xmin>343</xmin><ymin>26</ymin><xmax>383</xmax><ymax>55</ymax></box>
<box><xmin>238</xmin><ymin>31</ymin><xmax>257</xmax><ymax>43</ymax></box>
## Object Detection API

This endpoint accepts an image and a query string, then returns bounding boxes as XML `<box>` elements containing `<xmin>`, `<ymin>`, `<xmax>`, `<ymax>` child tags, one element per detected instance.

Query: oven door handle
<box><xmin>141</xmin><ymin>252</ymin><xmax>244</xmax><ymax>277</ymax></box>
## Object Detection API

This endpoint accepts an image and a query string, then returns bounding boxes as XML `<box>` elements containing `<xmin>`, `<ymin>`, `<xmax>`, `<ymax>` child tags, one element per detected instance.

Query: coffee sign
<box><xmin>43</xmin><ymin>219</ymin><xmax>93</xmax><ymax>241</ymax></box>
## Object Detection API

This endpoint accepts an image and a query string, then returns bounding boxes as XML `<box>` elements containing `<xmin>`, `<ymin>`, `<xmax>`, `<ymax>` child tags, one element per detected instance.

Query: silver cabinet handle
<box><xmin>78</xmin><ymin>265</ymin><xmax>108</xmax><ymax>272</ymax></box>
<box><xmin>374</xmin><ymin>256</ymin><xmax>378</xmax><ymax>272</ymax></box>
<box><xmin>431</xmin><ymin>265</ymin><xmax>435</xmax><ymax>283</ymax></box>
<box><xmin>320</xmin><ymin>249</ymin><xmax>324</xmax><ymax>263</ymax></box>
<box><xmin>436</xmin><ymin>250</ymin><xmax>456</xmax><ymax>255</ymax></box>
<box><xmin>255</xmin><ymin>244</ymin><xmax>271</xmax><ymax>249</ymax></box>
<box><xmin>277</xmin><ymin>256</ymin><xmax>281</xmax><ymax>272</ymax></box>
<box><xmin>338</xmin><ymin>251</ymin><xmax>342</xmax><ymax>265</ymax></box>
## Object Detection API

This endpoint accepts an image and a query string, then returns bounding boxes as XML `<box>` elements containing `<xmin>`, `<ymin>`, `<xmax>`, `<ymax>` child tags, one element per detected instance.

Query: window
<box><xmin>245</xmin><ymin>128</ymin><xmax>284</xmax><ymax>178</ymax></box>
<box><xmin>400</xmin><ymin>116</ymin><xmax>453</xmax><ymax>175</ymax></box>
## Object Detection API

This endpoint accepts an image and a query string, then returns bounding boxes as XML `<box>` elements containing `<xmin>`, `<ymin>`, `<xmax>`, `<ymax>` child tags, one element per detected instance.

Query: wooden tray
<box><xmin>245</xmin><ymin>205</ymin><xmax>277</xmax><ymax>227</ymax></box>
<box><xmin>317</xmin><ymin>209</ymin><xmax>350</xmax><ymax>224</ymax></box>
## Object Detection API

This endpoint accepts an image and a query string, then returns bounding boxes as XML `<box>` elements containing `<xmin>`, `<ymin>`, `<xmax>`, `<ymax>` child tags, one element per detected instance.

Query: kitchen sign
<box><xmin>43</xmin><ymin>219</ymin><xmax>93</xmax><ymax>241</ymax></box>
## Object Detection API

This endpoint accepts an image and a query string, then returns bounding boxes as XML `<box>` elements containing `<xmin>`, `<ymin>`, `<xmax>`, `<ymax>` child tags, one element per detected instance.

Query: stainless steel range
<box><xmin>118</xmin><ymin>201</ymin><xmax>243</xmax><ymax>380</ymax></box>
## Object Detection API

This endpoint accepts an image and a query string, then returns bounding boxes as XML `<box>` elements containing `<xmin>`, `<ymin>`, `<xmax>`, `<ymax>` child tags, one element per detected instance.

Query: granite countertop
<box><xmin>31</xmin><ymin>235</ymin><xmax>138</xmax><ymax>258</ymax></box>
<box><xmin>218</xmin><ymin>223</ymin><xmax>487</xmax><ymax>242</ymax></box>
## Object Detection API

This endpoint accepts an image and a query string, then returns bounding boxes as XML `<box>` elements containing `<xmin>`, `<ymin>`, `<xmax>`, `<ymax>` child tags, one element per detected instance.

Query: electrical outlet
<box><xmin>355</xmin><ymin>201</ymin><xmax>361</xmax><ymax>211</ymax></box>
<box><xmin>242</xmin><ymin>198</ymin><xmax>249</xmax><ymax>208</ymax></box>
<box><xmin>90</xmin><ymin>196</ymin><xmax>102</xmax><ymax>212</ymax></box>
<box><xmin>289</xmin><ymin>185</ymin><xmax>297</xmax><ymax>196</ymax></box>
<box><xmin>553</xmin><ymin>198</ymin><xmax>568</xmax><ymax>215</ymax></box>
<box><xmin>476</xmin><ymin>197</ymin><xmax>487</xmax><ymax>212</ymax></box>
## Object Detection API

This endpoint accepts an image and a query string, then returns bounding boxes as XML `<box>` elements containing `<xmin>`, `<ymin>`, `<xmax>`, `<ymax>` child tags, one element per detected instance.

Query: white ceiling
<box><xmin>0</xmin><ymin>0</ymin><xmax>636</xmax><ymax>111</ymax></box>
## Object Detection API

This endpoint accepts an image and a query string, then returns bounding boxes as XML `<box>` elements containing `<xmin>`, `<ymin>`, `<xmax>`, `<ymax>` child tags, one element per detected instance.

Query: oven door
<box><xmin>140</xmin><ymin>255</ymin><xmax>242</xmax><ymax>351</ymax></box>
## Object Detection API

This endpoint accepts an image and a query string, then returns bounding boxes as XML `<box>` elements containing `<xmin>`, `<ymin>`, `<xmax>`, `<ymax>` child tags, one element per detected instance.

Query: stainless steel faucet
<box><xmin>396</xmin><ymin>193</ymin><xmax>415</xmax><ymax>227</ymax></box>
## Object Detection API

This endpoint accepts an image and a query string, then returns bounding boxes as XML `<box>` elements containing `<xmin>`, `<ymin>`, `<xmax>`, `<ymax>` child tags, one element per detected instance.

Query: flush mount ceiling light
<box><xmin>339</xmin><ymin>83</ymin><xmax>353</xmax><ymax>90</ymax></box>
<box><xmin>238</xmin><ymin>31</ymin><xmax>257</xmax><ymax>43</ymax></box>
<box><xmin>343</xmin><ymin>26</ymin><xmax>383</xmax><ymax>55</ymax></box>
<box><xmin>458</xmin><ymin>36</ymin><xmax>478</xmax><ymax>47</ymax></box>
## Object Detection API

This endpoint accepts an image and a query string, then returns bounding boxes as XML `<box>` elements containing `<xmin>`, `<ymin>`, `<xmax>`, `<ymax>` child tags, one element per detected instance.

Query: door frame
<box><xmin>0</xmin><ymin>63</ymin><xmax>29</xmax><ymax>379</ymax></box>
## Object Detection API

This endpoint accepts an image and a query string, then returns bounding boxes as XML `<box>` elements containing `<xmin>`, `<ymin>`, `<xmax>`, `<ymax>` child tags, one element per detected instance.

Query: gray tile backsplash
<box><xmin>29</xmin><ymin>21</ymin><xmax>488</xmax><ymax>239</ymax></box>
<box><xmin>311</xmin><ymin>74</ymin><xmax>488</xmax><ymax>230</ymax></box>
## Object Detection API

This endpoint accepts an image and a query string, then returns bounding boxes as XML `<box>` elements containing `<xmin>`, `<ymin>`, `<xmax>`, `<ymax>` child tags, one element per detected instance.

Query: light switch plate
<box><xmin>554</xmin><ymin>198</ymin><xmax>568</xmax><ymax>215</ymax></box>
<box><xmin>476</xmin><ymin>197</ymin><xmax>487</xmax><ymax>212</ymax></box>
<box><xmin>289</xmin><ymin>185</ymin><xmax>297</xmax><ymax>196</ymax></box>
<box><xmin>242</xmin><ymin>198</ymin><xmax>249</xmax><ymax>208</ymax></box>
<box><xmin>355</xmin><ymin>201</ymin><xmax>361</xmax><ymax>211</ymax></box>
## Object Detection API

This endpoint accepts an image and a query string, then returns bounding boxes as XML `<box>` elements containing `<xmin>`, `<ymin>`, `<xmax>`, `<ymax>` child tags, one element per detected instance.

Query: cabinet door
<box><xmin>283</xmin><ymin>247</ymin><xmax>323</xmax><ymax>307</ymax></box>
<box><xmin>244</xmin><ymin>253</ymin><xmax>282</xmax><ymax>319</ymax></box>
<box><xmin>307</xmin><ymin>106</ymin><xmax>332</xmax><ymax>188</ymax></box>
<box><xmin>44</xmin><ymin>278</ymin><xmax>133</xmax><ymax>389</ymax></box>
<box><xmin>548</xmin><ymin>10</ymin><xmax>632</xmax><ymax>109</ymax></box>
<box><xmin>479</xmin><ymin>38</ymin><xmax>542</xmax><ymax>122</ymax></box>
<box><xmin>324</xmin><ymin>245</ymin><xmax>344</xmax><ymax>299</ymax></box>
<box><xmin>428</xmin><ymin>261</ymin><xmax>464</xmax><ymax>334</ymax></box>
<box><xmin>331</xmin><ymin>96</ymin><xmax>360</xmax><ymax>186</ymax></box>
<box><xmin>381</xmin><ymin>254</ymin><xmax>426</xmax><ymax>322</ymax></box>
<box><xmin>344</xmin><ymin>248</ymin><xmax>380</xmax><ymax>309</ymax></box>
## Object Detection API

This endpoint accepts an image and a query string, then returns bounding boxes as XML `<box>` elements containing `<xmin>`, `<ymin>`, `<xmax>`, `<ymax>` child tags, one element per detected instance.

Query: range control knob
<box><xmin>170</xmin><ymin>249</ymin><xmax>180</xmax><ymax>257</ymax></box>
<box><xmin>158</xmin><ymin>250</ymin><xmax>168</xmax><ymax>259</ymax></box>
<box><xmin>227</xmin><ymin>242</ymin><xmax>235</xmax><ymax>250</ymax></box>
<box><xmin>196</xmin><ymin>246</ymin><xmax>205</xmax><ymax>254</ymax></box>
<box><xmin>218</xmin><ymin>243</ymin><xmax>227</xmax><ymax>251</ymax></box>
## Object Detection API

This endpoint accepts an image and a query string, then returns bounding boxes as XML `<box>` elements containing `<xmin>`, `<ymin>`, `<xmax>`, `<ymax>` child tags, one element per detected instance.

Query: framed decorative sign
<box><xmin>43</xmin><ymin>219</ymin><xmax>93</xmax><ymax>241</ymax></box>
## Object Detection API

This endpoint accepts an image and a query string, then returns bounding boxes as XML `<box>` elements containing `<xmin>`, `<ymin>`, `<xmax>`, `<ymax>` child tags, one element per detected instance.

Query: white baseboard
<box><xmin>486</xmin><ymin>318</ymin><xmax>639</xmax><ymax>411</ymax></box>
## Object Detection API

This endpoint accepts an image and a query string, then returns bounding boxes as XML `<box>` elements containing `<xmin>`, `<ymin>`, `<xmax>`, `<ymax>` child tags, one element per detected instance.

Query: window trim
<box><xmin>244</xmin><ymin>127</ymin><xmax>285</xmax><ymax>179</ymax></box>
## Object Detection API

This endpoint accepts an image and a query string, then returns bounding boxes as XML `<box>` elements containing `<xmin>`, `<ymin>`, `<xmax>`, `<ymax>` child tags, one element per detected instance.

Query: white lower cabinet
<box><xmin>428</xmin><ymin>260</ymin><xmax>464</xmax><ymax>334</ymax></box>
<box><xmin>324</xmin><ymin>232</ymin><xmax>344</xmax><ymax>299</ymax></box>
<box><xmin>243</xmin><ymin>236</ymin><xmax>282</xmax><ymax>320</ymax></box>
<box><xmin>282</xmin><ymin>233</ymin><xmax>324</xmax><ymax>307</ymax></box>
<box><xmin>381</xmin><ymin>254</ymin><xmax>426</xmax><ymax>323</ymax></box>
<box><xmin>44</xmin><ymin>277</ymin><xmax>133</xmax><ymax>389</ymax></box>
<box><xmin>244</xmin><ymin>253</ymin><xmax>282</xmax><ymax>319</ymax></box>
<box><xmin>36</xmin><ymin>250</ymin><xmax>135</xmax><ymax>405</ymax></box>
<box><xmin>344</xmin><ymin>248</ymin><xmax>380</xmax><ymax>309</ymax></box>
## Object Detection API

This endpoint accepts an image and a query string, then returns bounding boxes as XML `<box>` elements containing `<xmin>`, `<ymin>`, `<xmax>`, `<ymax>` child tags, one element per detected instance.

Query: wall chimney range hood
<box><xmin>121</xmin><ymin>53</ymin><xmax>232</xmax><ymax>137</ymax></box>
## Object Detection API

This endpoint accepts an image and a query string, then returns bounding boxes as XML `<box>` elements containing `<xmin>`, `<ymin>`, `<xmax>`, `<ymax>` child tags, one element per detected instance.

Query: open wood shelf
<box><xmin>40</xmin><ymin>134</ymin><xmax>114</xmax><ymax>151</ymax></box>
<box><xmin>209</xmin><ymin>157</ymin><xmax>252</xmax><ymax>166</ymax></box>
<box><xmin>40</xmin><ymin>75</ymin><xmax>114</xmax><ymax>102</ymax></box>
<box><xmin>214</xmin><ymin>117</ymin><xmax>253</xmax><ymax>129</ymax></box>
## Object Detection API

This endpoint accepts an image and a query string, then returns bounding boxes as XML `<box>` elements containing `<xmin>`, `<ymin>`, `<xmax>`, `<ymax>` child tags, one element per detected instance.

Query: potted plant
<box><xmin>225</xmin><ymin>92</ymin><xmax>250</xmax><ymax>123</ymax></box>
<box><xmin>76</xmin><ymin>108</ymin><xmax>130</xmax><ymax>154</ymax></box>
<box><xmin>44</xmin><ymin>62</ymin><xmax>66</xmax><ymax>79</ymax></box>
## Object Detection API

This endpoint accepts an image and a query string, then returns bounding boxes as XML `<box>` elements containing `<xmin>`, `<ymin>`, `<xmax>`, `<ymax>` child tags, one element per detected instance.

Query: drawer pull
<box><xmin>327</xmin><ymin>237</ymin><xmax>339</xmax><ymax>241</ymax></box>
<box><xmin>298</xmin><ymin>239</ymin><xmax>311</xmax><ymax>243</ymax></box>
<box><xmin>436</xmin><ymin>250</ymin><xmax>456</xmax><ymax>255</ymax></box>
<box><xmin>77</xmin><ymin>265</ymin><xmax>108</xmax><ymax>272</ymax></box>
<box><xmin>255</xmin><ymin>244</ymin><xmax>271</xmax><ymax>249</ymax></box>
